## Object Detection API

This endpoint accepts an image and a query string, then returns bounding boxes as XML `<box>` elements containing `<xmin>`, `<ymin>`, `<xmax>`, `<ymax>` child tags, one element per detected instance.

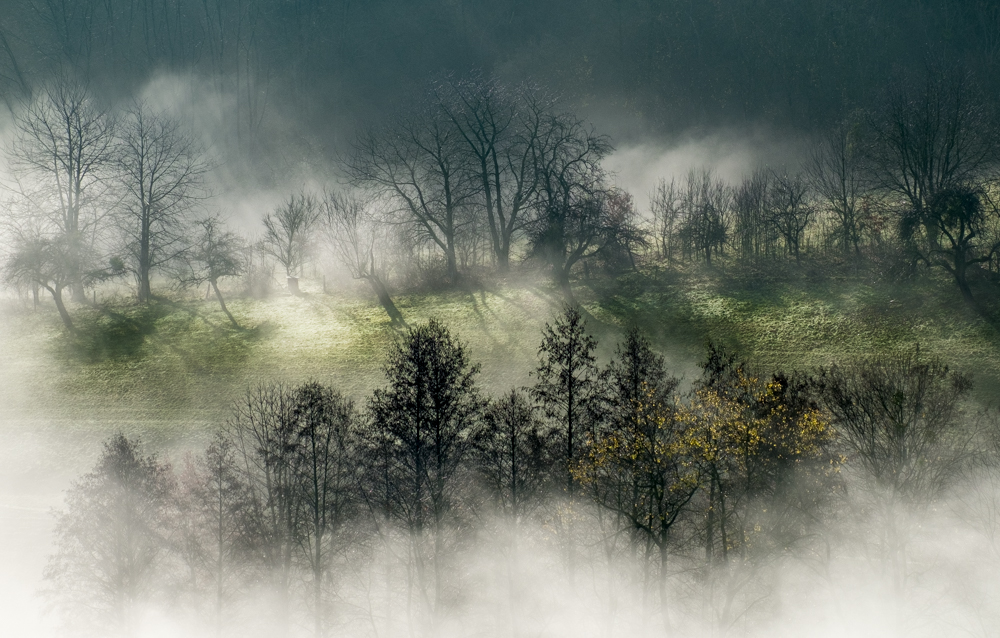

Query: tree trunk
<box><xmin>211</xmin><ymin>280</ymin><xmax>240</xmax><ymax>328</ymax></box>
<box><xmin>366</xmin><ymin>276</ymin><xmax>406</xmax><ymax>327</ymax></box>
<box><xmin>47</xmin><ymin>284</ymin><xmax>76</xmax><ymax>333</ymax></box>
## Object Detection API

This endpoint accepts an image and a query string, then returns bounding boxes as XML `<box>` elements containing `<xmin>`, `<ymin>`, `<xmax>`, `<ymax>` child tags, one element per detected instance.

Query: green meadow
<box><xmin>4</xmin><ymin>262</ymin><xmax>999</xmax><ymax>447</ymax></box>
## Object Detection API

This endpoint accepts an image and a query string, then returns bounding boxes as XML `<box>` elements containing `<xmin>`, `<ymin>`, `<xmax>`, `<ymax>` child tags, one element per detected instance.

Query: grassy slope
<box><xmin>3</xmin><ymin>261</ymin><xmax>999</xmax><ymax>446</ymax></box>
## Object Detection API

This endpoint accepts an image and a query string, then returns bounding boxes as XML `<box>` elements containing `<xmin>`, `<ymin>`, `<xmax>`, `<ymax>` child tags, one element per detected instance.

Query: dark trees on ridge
<box><xmin>349</xmin><ymin>110</ymin><xmax>475</xmax><ymax>284</ymax></box>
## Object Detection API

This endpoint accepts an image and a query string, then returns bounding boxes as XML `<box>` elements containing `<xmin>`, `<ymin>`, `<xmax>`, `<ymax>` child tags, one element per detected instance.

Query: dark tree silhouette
<box><xmin>818</xmin><ymin>349</ymin><xmax>974</xmax><ymax>594</ymax></box>
<box><xmin>366</xmin><ymin>319</ymin><xmax>483</xmax><ymax>630</ymax></box>
<box><xmin>290</xmin><ymin>382</ymin><xmax>360</xmax><ymax>638</ymax></box>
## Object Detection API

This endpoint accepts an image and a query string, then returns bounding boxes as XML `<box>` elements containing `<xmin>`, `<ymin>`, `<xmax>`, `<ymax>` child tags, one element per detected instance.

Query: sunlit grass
<box><xmin>3</xmin><ymin>261</ymin><xmax>999</xmax><ymax>440</ymax></box>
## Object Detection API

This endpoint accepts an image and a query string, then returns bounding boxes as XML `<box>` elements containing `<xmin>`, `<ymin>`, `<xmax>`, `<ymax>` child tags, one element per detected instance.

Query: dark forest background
<box><xmin>3</xmin><ymin>0</ymin><xmax>997</xmax><ymax>147</ymax></box>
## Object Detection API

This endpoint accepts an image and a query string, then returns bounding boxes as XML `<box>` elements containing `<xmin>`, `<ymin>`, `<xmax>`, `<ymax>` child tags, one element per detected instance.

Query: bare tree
<box><xmin>766</xmin><ymin>170</ymin><xmax>814</xmax><ymax>262</ymax></box>
<box><xmin>529</xmin><ymin>115</ymin><xmax>613</xmax><ymax>300</ymax></box>
<box><xmin>731</xmin><ymin>168</ymin><xmax>775</xmax><ymax>261</ymax></box>
<box><xmin>866</xmin><ymin>71</ymin><xmax>999</xmax><ymax>259</ymax></box>
<box><xmin>434</xmin><ymin>75</ymin><xmax>551</xmax><ymax>271</ymax></box>
<box><xmin>806</xmin><ymin>120</ymin><xmax>868</xmax><ymax>255</ymax></box>
<box><xmin>677</xmin><ymin>169</ymin><xmax>729</xmax><ymax>265</ymax></box>
<box><xmin>348</xmin><ymin>108</ymin><xmax>476</xmax><ymax>284</ymax></box>
<box><xmin>7</xmin><ymin>80</ymin><xmax>116</xmax><ymax>302</ymax></box>
<box><xmin>650</xmin><ymin>177</ymin><xmax>682</xmax><ymax>263</ymax></box>
<box><xmin>262</xmin><ymin>193</ymin><xmax>319</xmax><ymax>294</ymax></box>
<box><xmin>226</xmin><ymin>383</ymin><xmax>303</xmax><ymax>635</ymax></box>
<box><xmin>174</xmin><ymin>433</ymin><xmax>250</xmax><ymax>638</ymax></box>
<box><xmin>116</xmin><ymin>100</ymin><xmax>207</xmax><ymax>302</ymax></box>
<box><xmin>321</xmin><ymin>191</ymin><xmax>406</xmax><ymax>327</ymax></box>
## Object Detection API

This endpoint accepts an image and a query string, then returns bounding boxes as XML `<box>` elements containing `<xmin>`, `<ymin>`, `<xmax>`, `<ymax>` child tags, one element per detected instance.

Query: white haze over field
<box><xmin>606</xmin><ymin>129</ymin><xmax>812</xmax><ymax>216</ymax></box>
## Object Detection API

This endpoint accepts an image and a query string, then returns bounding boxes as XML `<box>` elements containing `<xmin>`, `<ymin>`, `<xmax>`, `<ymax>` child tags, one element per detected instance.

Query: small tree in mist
<box><xmin>115</xmin><ymin>100</ymin><xmax>207</xmax><ymax>303</ymax></box>
<box><xmin>3</xmin><ymin>232</ymin><xmax>99</xmax><ymax>332</ymax></box>
<box><xmin>817</xmin><ymin>349</ymin><xmax>974</xmax><ymax>594</ymax></box>
<box><xmin>321</xmin><ymin>190</ymin><xmax>406</xmax><ymax>327</ymax></box>
<box><xmin>366</xmin><ymin>319</ymin><xmax>483</xmax><ymax>631</ymax></box>
<box><xmin>45</xmin><ymin>434</ymin><xmax>175</xmax><ymax>637</ymax></box>
<box><xmin>262</xmin><ymin>193</ymin><xmax>319</xmax><ymax>294</ymax></box>
<box><xmin>184</xmin><ymin>215</ymin><xmax>246</xmax><ymax>328</ymax></box>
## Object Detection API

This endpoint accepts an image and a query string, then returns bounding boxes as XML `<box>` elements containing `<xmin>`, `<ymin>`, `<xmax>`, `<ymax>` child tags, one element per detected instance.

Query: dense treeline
<box><xmin>45</xmin><ymin>310</ymin><xmax>986</xmax><ymax>637</ymax></box>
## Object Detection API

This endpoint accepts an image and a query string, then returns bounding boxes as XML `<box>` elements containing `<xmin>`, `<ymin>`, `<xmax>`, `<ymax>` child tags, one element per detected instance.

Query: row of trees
<box><xmin>46</xmin><ymin>309</ymin><xmax>982</xmax><ymax>637</ymax></box>
<box><xmin>8</xmin><ymin>70</ymin><xmax>1000</xmax><ymax>331</ymax></box>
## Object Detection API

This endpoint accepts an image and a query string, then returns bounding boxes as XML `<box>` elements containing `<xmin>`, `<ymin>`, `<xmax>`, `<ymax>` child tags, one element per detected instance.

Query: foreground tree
<box><xmin>174</xmin><ymin>434</ymin><xmax>249</xmax><ymax>637</ymax></box>
<box><xmin>45</xmin><ymin>434</ymin><xmax>175</xmax><ymax>637</ymax></box>
<box><xmin>367</xmin><ymin>319</ymin><xmax>483</xmax><ymax>631</ymax></box>
<box><xmin>818</xmin><ymin>350</ymin><xmax>974</xmax><ymax>594</ymax></box>
<box><xmin>116</xmin><ymin>100</ymin><xmax>206</xmax><ymax>303</ymax></box>
<box><xmin>226</xmin><ymin>384</ymin><xmax>302</xmax><ymax>634</ymax></box>
<box><xmin>290</xmin><ymin>382</ymin><xmax>360</xmax><ymax>638</ymax></box>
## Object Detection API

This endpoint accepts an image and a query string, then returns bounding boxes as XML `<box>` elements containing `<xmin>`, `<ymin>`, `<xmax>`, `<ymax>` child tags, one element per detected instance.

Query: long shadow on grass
<box><xmin>68</xmin><ymin>303</ymin><xmax>168</xmax><ymax>362</ymax></box>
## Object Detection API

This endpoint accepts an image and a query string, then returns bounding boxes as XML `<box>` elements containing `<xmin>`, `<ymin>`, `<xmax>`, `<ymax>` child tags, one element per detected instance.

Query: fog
<box><xmin>2</xmin><ymin>0</ymin><xmax>1000</xmax><ymax>637</ymax></box>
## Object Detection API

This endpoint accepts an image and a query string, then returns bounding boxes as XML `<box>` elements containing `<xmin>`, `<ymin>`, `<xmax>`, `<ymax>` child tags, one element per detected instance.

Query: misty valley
<box><xmin>4</xmin><ymin>1</ymin><xmax>1000</xmax><ymax>637</ymax></box>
